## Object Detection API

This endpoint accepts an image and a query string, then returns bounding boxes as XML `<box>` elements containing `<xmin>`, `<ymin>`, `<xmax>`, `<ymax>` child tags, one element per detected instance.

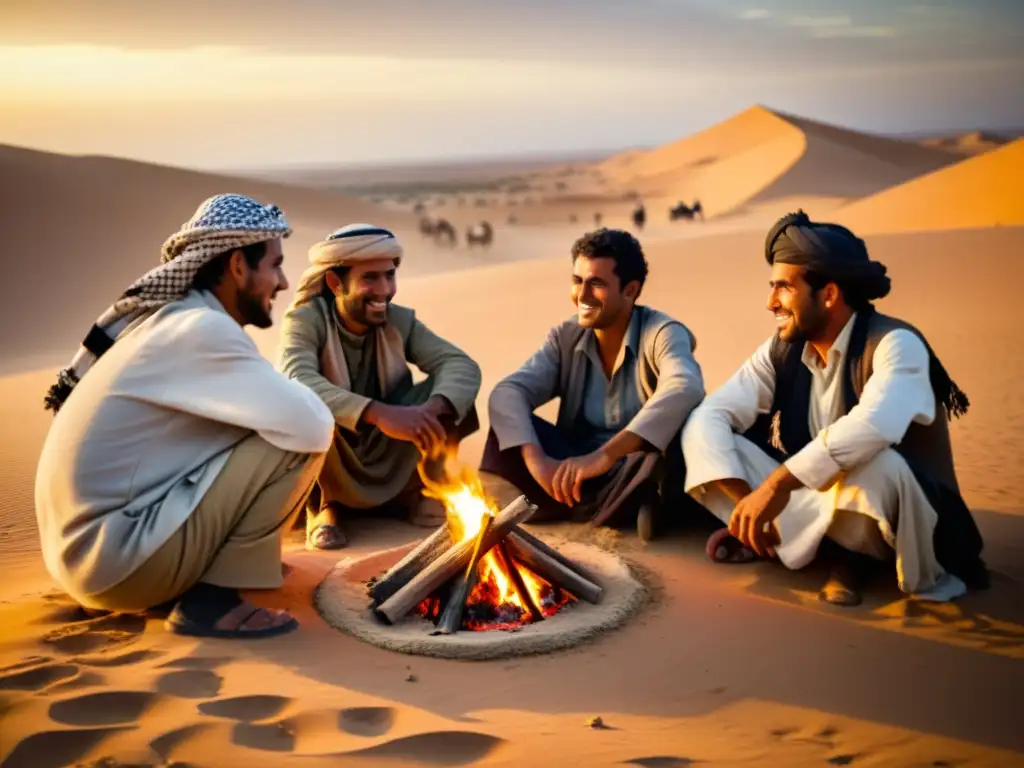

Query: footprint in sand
<box><xmin>49</xmin><ymin>690</ymin><xmax>163</xmax><ymax>726</ymax></box>
<box><xmin>338</xmin><ymin>731</ymin><xmax>505</xmax><ymax>765</ymax></box>
<box><xmin>156</xmin><ymin>669</ymin><xmax>223</xmax><ymax>699</ymax></box>
<box><xmin>198</xmin><ymin>694</ymin><xmax>292</xmax><ymax>722</ymax></box>
<box><xmin>0</xmin><ymin>726</ymin><xmax>132</xmax><ymax>768</ymax></box>
<box><xmin>41</xmin><ymin>613</ymin><xmax>146</xmax><ymax>655</ymax></box>
<box><xmin>232</xmin><ymin>721</ymin><xmax>296</xmax><ymax>752</ymax></box>
<box><xmin>338</xmin><ymin>706</ymin><xmax>397</xmax><ymax>738</ymax></box>
<box><xmin>827</xmin><ymin>756</ymin><xmax>861</xmax><ymax>766</ymax></box>
<box><xmin>625</xmin><ymin>759</ymin><xmax>698</xmax><ymax>767</ymax></box>
<box><xmin>0</xmin><ymin>662</ymin><xmax>79</xmax><ymax>691</ymax></box>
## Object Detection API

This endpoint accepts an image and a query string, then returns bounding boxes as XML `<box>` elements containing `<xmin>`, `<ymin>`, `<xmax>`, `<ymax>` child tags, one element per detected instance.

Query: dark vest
<box><xmin>744</xmin><ymin>308</ymin><xmax>988</xmax><ymax>588</ymax></box>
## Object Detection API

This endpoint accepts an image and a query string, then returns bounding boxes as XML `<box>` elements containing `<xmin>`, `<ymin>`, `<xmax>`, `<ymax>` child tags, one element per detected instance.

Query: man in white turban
<box><xmin>35</xmin><ymin>194</ymin><xmax>334</xmax><ymax>639</ymax></box>
<box><xmin>278</xmin><ymin>224</ymin><xmax>482</xmax><ymax>549</ymax></box>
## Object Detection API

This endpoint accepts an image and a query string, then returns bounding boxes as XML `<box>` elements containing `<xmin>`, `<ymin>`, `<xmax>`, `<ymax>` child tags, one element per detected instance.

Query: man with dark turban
<box><xmin>277</xmin><ymin>224</ymin><xmax>482</xmax><ymax>549</ymax></box>
<box><xmin>35</xmin><ymin>194</ymin><xmax>334</xmax><ymax>639</ymax></box>
<box><xmin>681</xmin><ymin>211</ymin><xmax>987</xmax><ymax>606</ymax></box>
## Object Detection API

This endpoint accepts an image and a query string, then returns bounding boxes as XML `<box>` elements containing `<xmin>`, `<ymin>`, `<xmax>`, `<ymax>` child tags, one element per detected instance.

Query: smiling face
<box><xmin>326</xmin><ymin>256</ymin><xmax>398</xmax><ymax>333</ymax></box>
<box><xmin>571</xmin><ymin>255</ymin><xmax>637</xmax><ymax>329</ymax></box>
<box><xmin>767</xmin><ymin>262</ymin><xmax>831</xmax><ymax>343</ymax></box>
<box><xmin>236</xmin><ymin>238</ymin><xmax>287</xmax><ymax>328</ymax></box>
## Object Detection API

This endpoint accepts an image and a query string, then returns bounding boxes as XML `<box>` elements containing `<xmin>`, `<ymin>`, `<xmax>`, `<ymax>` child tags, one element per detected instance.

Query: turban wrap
<box><xmin>289</xmin><ymin>224</ymin><xmax>403</xmax><ymax>311</ymax></box>
<box><xmin>764</xmin><ymin>210</ymin><xmax>968</xmax><ymax>420</ymax></box>
<box><xmin>765</xmin><ymin>210</ymin><xmax>891</xmax><ymax>301</ymax></box>
<box><xmin>45</xmin><ymin>193</ymin><xmax>292</xmax><ymax>413</ymax></box>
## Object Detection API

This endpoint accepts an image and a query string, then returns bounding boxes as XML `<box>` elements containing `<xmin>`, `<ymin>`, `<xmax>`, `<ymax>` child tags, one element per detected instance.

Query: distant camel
<box><xmin>419</xmin><ymin>216</ymin><xmax>457</xmax><ymax>245</ymax></box>
<box><xmin>669</xmin><ymin>200</ymin><xmax>704</xmax><ymax>221</ymax></box>
<box><xmin>632</xmin><ymin>202</ymin><xmax>647</xmax><ymax>230</ymax></box>
<box><xmin>466</xmin><ymin>221</ymin><xmax>494</xmax><ymax>247</ymax></box>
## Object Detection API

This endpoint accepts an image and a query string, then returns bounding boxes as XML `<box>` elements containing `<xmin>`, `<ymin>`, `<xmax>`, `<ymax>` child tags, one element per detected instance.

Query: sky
<box><xmin>1</xmin><ymin>0</ymin><xmax>1022</xmax><ymax>170</ymax></box>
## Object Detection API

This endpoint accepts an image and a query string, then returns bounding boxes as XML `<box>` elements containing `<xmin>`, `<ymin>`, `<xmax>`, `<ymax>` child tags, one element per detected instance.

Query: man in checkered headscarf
<box><xmin>45</xmin><ymin>193</ymin><xmax>295</xmax><ymax>413</ymax></box>
<box><xmin>35</xmin><ymin>193</ymin><xmax>335</xmax><ymax>641</ymax></box>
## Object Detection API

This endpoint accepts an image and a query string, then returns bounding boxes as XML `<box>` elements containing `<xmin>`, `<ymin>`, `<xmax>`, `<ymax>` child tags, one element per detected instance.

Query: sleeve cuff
<box><xmin>784</xmin><ymin>437</ymin><xmax>842</xmax><ymax>491</ymax></box>
<box><xmin>332</xmin><ymin>392</ymin><xmax>373</xmax><ymax>432</ymax></box>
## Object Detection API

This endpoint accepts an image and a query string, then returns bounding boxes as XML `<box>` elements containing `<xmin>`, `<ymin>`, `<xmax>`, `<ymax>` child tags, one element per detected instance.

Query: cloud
<box><xmin>738</xmin><ymin>9</ymin><xmax>771</xmax><ymax>20</ymax></box>
<box><xmin>811</xmin><ymin>26</ymin><xmax>898</xmax><ymax>39</ymax></box>
<box><xmin>789</xmin><ymin>15</ymin><xmax>852</xmax><ymax>29</ymax></box>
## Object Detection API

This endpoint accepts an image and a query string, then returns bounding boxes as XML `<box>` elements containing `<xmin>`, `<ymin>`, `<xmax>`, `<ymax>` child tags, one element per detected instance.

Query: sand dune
<box><xmin>596</xmin><ymin>105</ymin><xmax>955</xmax><ymax>218</ymax></box>
<box><xmin>0</xmin><ymin>144</ymin><xmax>417</xmax><ymax>366</ymax></box>
<box><xmin>921</xmin><ymin>130</ymin><xmax>1009</xmax><ymax>156</ymax></box>
<box><xmin>840</xmin><ymin>138</ymin><xmax>1024</xmax><ymax>234</ymax></box>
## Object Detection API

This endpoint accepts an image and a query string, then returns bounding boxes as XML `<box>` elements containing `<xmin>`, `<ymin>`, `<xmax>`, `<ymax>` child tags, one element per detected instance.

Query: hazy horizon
<box><xmin>3</xmin><ymin>0</ymin><xmax>1022</xmax><ymax>171</ymax></box>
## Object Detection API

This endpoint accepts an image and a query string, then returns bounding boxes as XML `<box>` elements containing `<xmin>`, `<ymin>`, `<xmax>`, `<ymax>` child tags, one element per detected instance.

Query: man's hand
<box><xmin>363</xmin><ymin>403</ymin><xmax>447</xmax><ymax>454</ymax></box>
<box><xmin>521</xmin><ymin>444</ymin><xmax>561</xmax><ymax>499</ymax></box>
<box><xmin>728</xmin><ymin>482</ymin><xmax>787</xmax><ymax>557</ymax></box>
<box><xmin>552</xmin><ymin>450</ymin><xmax>615</xmax><ymax>507</ymax></box>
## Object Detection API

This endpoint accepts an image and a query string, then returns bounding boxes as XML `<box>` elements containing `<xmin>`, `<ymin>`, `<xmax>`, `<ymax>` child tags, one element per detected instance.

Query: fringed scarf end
<box><xmin>945</xmin><ymin>380</ymin><xmax>970</xmax><ymax>420</ymax></box>
<box><xmin>44</xmin><ymin>369</ymin><xmax>78</xmax><ymax>414</ymax></box>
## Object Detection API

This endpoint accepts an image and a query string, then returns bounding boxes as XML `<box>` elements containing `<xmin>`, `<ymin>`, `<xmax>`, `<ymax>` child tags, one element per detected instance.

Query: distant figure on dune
<box><xmin>594</xmin><ymin>212</ymin><xmax>603</xmax><ymax>225</ymax></box>
<box><xmin>482</xmin><ymin>228</ymin><xmax>706</xmax><ymax>542</ymax></box>
<box><xmin>466</xmin><ymin>221</ymin><xmax>494</xmax><ymax>247</ymax></box>
<box><xmin>35</xmin><ymin>194</ymin><xmax>334</xmax><ymax>639</ymax></box>
<box><xmin>419</xmin><ymin>216</ymin><xmax>458</xmax><ymax>246</ymax></box>
<box><xmin>681</xmin><ymin>210</ymin><xmax>988</xmax><ymax>606</ymax></box>
<box><xmin>631</xmin><ymin>201</ymin><xmax>646</xmax><ymax>230</ymax></box>
<box><xmin>508</xmin><ymin>214</ymin><xmax>519</xmax><ymax>225</ymax></box>
<box><xmin>569</xmin><ymin>214</ymin><xmax>578</xmax><ymax>223</ymax></box>
<box><xmin>669</xmin><ymin>200</ymin><xmax>704</xmax><ymax>221</ymax></box>
<box><xmin>277</xmin><ymin>224</ymin><xmax>481</xmax><ymax>549</ymax></box>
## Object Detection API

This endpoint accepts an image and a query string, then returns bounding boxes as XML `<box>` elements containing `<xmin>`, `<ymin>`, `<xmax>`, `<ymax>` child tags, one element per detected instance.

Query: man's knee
<box><xmin>849</xmin><ymin>448</ymin><xmax>913</xmax><ymax>491</ymax></box>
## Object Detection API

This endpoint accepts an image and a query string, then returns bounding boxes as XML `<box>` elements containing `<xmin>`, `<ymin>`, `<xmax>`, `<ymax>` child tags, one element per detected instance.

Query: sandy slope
<box><xmin>1</xmin><ymin>139</ymin><xmax>1023</xmax><ymax>765</ymax></box>
<box><xmin>594</xmin><ymin>106</ymin><xmax>956</xmax><ymax>218</ymax></box>
<box><xmin>840</xmin><ymin>138</ymin><xmax>1024</xmax><ymax>234</ymax></box>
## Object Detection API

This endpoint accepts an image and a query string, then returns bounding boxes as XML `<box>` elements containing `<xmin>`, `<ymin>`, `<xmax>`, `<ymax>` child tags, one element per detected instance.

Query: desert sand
<box><xmin>1</xmin><ymin>106</ymin><xmax>1022</xmax><ymax>767</ymax></box>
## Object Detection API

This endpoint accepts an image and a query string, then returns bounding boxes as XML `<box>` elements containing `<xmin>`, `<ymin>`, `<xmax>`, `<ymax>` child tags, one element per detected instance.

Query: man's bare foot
<box><xmin>819</xmin><ymin>562</ymin><xmax>863</xmax><ymax>606</ymax></box>
<box><xmin>705</xmin><ymin>528</ymin><xmax>756</xmax><ymax>564</ymax></box>
<box><xmin>165</xmin><ymin>583</ymin><xmax>298</xmax><ymax>639</ymax></box>
<box><xmin>306</xmin><ymin>502</ymin><xmax>347</xmax><ymax>550</ymax></box>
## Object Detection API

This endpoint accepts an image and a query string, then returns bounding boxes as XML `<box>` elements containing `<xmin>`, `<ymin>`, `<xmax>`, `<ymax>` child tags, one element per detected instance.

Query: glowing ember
<box><xmin>413</xmin><ymin>452</ymin><xmax>576</xmax><ymax>631</ymax></box>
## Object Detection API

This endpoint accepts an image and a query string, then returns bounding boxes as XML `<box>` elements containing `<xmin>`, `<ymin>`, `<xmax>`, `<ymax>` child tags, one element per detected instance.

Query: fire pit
<box><xmin>314</xmin><ymin>466</ymin><xmax>649</xmax><ymax>659</ymax></box>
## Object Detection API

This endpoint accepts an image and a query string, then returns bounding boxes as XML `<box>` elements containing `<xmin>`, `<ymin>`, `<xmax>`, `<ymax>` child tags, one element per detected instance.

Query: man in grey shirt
<box><xmin>482</xmin><ymin>229</ymin><xmax>705</xmax><ymax>541</ymax></box>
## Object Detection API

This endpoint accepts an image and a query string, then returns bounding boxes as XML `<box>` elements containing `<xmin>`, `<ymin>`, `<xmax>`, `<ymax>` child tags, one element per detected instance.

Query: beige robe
<box><xmin>277</xmin><ymin>296</ymin><xmax>481</xmax><ymax>510</ymax></box>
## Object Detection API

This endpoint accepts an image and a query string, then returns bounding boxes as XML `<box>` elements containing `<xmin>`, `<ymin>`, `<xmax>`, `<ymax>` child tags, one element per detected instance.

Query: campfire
<box><xmin>367</xmin><ymin>454</ymin><xmax>602</xmax><ymax>634</ymax></box>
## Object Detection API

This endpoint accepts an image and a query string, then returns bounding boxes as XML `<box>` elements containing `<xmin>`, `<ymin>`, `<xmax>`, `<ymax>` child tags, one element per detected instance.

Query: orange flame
<box><xmin>417</xmin><ymin>448</ymin><xmax>550</xmax><ymax>617</ymax></box>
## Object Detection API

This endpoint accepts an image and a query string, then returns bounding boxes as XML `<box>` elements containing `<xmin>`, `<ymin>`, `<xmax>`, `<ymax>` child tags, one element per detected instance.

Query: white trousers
<box><xmin>685</xmin><ymin>433</ymin><xmax>966</xmax><ymax>601</ymax></box>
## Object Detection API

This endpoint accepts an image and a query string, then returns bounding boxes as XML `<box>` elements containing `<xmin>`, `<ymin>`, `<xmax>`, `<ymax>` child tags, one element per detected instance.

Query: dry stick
<box><xmin>374</xmin><ymin>495</ymin><xmax>537</xmax><ymax>625</ymax></box>
<box><xmin>368</xmin><ymin>521</ymin><xmax>454</xmax><ymax>606</ymax></box>
<box><xmin>434</xmin><ymin>514</ymin><xmax>494</xmax><ymax>635</ymax></box>
<box><xmin>511</xmin><ymin>526</ymin><xmax>600</xmax><ymax>585</ymax></box>
<box><xmin>505</xmin><ymin>531</ymin><xmax>603</xmax><ymax>604</ymax></box>
<box><xmin>497</xmin><ymin>540</ymin><xmax>545</xmax><ymax>623</ymax></box>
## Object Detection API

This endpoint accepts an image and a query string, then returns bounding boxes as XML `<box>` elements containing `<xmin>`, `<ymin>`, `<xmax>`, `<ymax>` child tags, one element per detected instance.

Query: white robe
<box><xmin>681</xmin><ymin>314</ymin><xmax>967</xmax><ymax>601</ymax></box>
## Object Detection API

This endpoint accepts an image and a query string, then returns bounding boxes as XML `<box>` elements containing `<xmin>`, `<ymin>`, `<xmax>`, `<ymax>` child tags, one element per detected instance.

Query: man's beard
<box><xmin>344</xmin><ymin>294</ymin><xmax>388</xmax><ymax>327</ymax></box>
<box><xmin>239</xmin><ymin>286</ymin><xmax>273</xmax><ymax>328</ymax></box>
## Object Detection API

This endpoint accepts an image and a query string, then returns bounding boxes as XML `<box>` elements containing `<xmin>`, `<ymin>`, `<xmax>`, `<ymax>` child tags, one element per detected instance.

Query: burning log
<box><xmin>369</xmin><ymin>522</ymin><xmax>455</xmax><ymax>606</ymax></box>
<box><xmin>434</xmin><ymin>513</ymin><xmax>494</xmax><ymax>634</ymax></box>
<box><xmin>511</xmin><ymin>526</ymin><xmax>601</xmax><ymax>586</ymax></box>
<box><xmin>374</xmin><ymin>495</ymin><xmax>537</xmax><ymax>625</ymax></box>
<box><xmin>505</xmin><ymin>531</ymin><xmax>603</xmax><ymax>605</ymax></box>
<box><xmin>497</xmin><ymin>540</ymin><xmax>544</xmax><ymax>623</ymax></box>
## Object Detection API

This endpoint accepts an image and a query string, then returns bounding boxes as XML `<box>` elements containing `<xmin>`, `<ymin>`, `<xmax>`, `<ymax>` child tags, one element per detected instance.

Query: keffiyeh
<box><xmin>44</xmin><ymin>193</ymin><xmax>292</xmax><ymax>413</ymax></box>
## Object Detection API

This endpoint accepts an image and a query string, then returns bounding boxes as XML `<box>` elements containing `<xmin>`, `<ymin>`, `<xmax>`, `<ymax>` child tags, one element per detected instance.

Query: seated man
<box><xmin>277</xmin><ymin>224</ymin><xmax>482</xmax><ymax>549</ymax></box>
<box><xmin>681</xmin><ymin>210</ymin><xmax>988</xmax><ymax>605</ymax></box>
<box><xmin>35</xmin><ymin>194</ymin><xmax>334</xmax><ymax>639</ymax></box>
<box><xmin>481</xmin><ymin>228</ymin><xmax>705</xmax><ymax>541</ymax></box>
